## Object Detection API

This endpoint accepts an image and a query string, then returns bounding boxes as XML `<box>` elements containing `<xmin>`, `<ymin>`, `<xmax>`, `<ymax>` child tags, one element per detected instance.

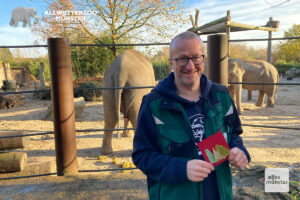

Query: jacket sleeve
<box><xmin>228</xmin><ymin>99</ymin><xmax>251</xmax><ymax>163</ymax></box>
<box><xmin>132</xmin><ymin>97</ymin><xmax>188</xmax><ymax>184</ymax></box>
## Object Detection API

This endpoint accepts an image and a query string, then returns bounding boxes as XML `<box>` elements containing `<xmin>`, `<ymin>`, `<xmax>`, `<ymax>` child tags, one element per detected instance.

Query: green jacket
<box><xmin>132</xmin><ymin>74</ymin><xmax>250</xmax><ymax>200</ymax></box>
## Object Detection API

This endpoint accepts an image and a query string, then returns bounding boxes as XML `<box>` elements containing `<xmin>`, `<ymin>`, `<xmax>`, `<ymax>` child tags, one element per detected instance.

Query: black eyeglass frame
<box><xmin>171</xmin><ymin>55</ymin><xmax>205</xmax><ymax>67</ymax></box>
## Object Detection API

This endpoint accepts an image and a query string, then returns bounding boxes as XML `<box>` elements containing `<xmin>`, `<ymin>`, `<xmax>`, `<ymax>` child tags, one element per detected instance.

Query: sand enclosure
<box><xmin>0</xmin><ymin>78</ymin><xmax>299</xmax><ymax>199</ymax></box>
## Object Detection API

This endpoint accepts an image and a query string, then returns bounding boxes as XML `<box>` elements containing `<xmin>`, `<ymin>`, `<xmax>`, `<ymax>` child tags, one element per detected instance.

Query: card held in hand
<box><xmin>197</xmin><ymin>131</ymin><xmax>230</xmax><ymax>166</ymax></box>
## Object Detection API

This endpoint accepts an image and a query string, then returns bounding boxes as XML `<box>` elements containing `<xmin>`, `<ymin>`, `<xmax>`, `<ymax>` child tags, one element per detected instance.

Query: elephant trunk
<box><xmin>33</xmin><ymin>16</ymin><xmax>39</xmax><ymax>24</ymax></box>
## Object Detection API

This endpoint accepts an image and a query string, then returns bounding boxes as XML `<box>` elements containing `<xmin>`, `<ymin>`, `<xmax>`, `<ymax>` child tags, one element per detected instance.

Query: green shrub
<box><xmin>74</xmin><ymin>81</ymin><xmax>102</xmax><ymax>101</ymax></box>
<box><xmin>29</xmin><ymin>59</ymin><xmax>50</xmax><ymax>82</ymax></box>
<box><xmin>9</xmin><ymin>58</ymin><xmax>50</xmax><ymax>82</ymax></box>
<box><xmin>152</xmin><ymin>60</ymin><xmax>170</xmax><ymax>80</ymax></box>
<box><xmin>273</xmin><ymin>61</ymin><xmax>300</xmax><ymax>75</ymax></box>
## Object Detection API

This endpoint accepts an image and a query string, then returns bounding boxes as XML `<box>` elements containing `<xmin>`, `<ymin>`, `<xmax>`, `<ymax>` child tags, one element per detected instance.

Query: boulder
<box><xmin>74</xmin><ymin>97</ymin><xmax>86</xmax><ymax>118</ymax></box>
<box><xmin>44</xmin><ymin>97</ymin><xmax>86</xmax><ymax>120</ymax></box>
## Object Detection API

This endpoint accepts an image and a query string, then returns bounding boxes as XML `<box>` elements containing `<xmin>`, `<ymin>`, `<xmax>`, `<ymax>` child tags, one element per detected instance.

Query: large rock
<box><xmin>44</xmin><ymin>97</ymin><xmax>86</xmax><ymax>120</ymax></box>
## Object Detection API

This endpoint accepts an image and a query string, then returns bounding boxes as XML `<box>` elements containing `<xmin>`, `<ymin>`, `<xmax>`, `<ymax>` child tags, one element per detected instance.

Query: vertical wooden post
<box><xmin>207</xmin><ymin>34</ymin><xmax>228</xmax><ymax>87</ymax></box>
<box><xmin>3</xmin><ymin>63</ymin><xmax>11</xmax><ymax>81</ymax></box>
<box><xmin>267</xmin><ymin>17</ymin><xmax>273</xmax><ymax>63</ymax></box>
<box><xmin>0</xmin><ymin>63</ymin><xmax>4</xmax><ymax>88</ymax></box>
<box><xmin>39</xmin><ymin>62</ymin><xmax>45</xmax><ymax>87</ymax></box>
<box><xmin>48</xmin><ymin>38</ymin><xmax>78</xmax><ymax>176</ymax></box>
<box><xmin>226</xmin><ymin>10</ymin><xmax>231</xmax><ymax>58</ymax></box>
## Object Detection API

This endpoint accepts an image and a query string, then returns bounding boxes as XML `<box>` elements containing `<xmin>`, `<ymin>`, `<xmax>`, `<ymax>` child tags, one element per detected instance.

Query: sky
<box><xmin>0</xmin><ymin>0</ymin><xmax>299</xmax><ymax>57</ymax></box>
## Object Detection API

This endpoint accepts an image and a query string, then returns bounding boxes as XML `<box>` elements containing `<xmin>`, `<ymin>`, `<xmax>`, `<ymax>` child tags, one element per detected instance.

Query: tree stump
<box><xmin>26</xmin><ymin>160</ymin><xmax>56</xmax><ymax>175</ymax></box>
<box><xmin>0</xmin><ymin>94</ymin><xmax>24</xmax><ymax>109</ymax></box>
<box><xmin>0</xmin><ymin>131</ymin><xmax>30</xmax><ymax>150</ymax></box>
<box><xmin>0</xmin><ymin>152</ymin><xmax>27</xmax><ymax>172</ymax></box>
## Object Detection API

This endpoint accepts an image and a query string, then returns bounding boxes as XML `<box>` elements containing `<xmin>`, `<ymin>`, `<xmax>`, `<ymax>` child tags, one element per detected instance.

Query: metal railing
<box><xmin>1</xmin><ymin>35</ymin><xmax>300</xmax><ymax>181</ymax></box>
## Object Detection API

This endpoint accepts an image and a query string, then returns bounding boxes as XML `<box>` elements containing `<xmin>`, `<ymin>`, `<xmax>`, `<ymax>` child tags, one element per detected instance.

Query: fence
<box><xmin>0</xmin><ymin>35</ymin><xmax>300</xmax><ymax>181</ymax></box>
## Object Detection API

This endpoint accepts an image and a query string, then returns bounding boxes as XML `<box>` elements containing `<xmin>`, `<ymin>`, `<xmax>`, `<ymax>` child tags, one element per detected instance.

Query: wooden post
<box><xmin>226</xmin><ymin>10</ymin><xmax>231</xmax><ymax>58</ymax></box>
<box><xmin>3</xmin><ymin>63</ymin><xmax>11</xmax><ymax>81</ymax></box>
<box><xmin>0</xmin><ymin>62</ymin><xmax>5</xmax><ymax>88</ymax></box>
<box><xmin>39</xmin><ymin>62</ymin><xmax>45</xmax><ymax>87</ymax></box>
<box><xmin>267</xmin><ymin>17</ymin><xmax>273</xmax><ymax>63</ymax></box>
<box><xmin>48</xmin><ymin>38</ymin><xmax>78</xmax><ymax>176</ymax></box>
<box><xmin>207</xmin><ymin>34</ymin><xmax>229</xmax><ymax>87</ymax></box>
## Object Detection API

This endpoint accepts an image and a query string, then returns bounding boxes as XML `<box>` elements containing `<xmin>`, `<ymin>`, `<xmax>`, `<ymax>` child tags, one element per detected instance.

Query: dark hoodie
<box><xmin>132</xmin><ymin>72</ymin><xmax>250</xmax><ymax>199</ymax></box>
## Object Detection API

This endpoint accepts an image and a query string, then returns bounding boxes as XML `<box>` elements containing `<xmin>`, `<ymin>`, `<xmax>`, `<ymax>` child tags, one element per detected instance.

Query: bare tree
<box><xmin>33</xmin><ymin>0</ymin><xmax>187</xmax><ymax>57</ymax></box>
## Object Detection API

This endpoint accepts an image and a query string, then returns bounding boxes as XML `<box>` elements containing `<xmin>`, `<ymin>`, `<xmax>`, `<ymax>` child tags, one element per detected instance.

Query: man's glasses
<box><xmin>171</xmin><ymin>55</ymin><xmax>205</xmax><ymax>67</ymax></box>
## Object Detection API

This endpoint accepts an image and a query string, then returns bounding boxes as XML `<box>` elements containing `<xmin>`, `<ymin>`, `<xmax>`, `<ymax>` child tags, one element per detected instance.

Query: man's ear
<box><xmin>169</xmin><ymin>59</ymin><xmax>175</xmax><ymax>72</ymax></box>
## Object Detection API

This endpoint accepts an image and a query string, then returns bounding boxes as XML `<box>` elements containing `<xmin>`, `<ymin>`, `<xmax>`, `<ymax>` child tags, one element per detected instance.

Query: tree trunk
<box><xmin>0</xmin><ymin>131</ymin><xmax>30</xmax><ymax>150</ymax></box>
<box><xmin>26</xmin><ymin>160</ymin><xmax>56</xmax><ymax>175</ymax></box>
<box><xmin>0</xmin><ymin>152</ymin><xmax>27</xmax><ymax>172</ymax></box>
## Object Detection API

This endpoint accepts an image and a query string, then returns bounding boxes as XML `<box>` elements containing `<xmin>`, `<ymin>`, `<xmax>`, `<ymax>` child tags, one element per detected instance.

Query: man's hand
<box><xmin>228</xmin><ymin>147</ymin><xmax>248</xmax><ymax>169</ymax></box>
<box><xmin>187</xmin><ymin>159</ymin><xmax>214</xmax><ymax>182</ymax></box>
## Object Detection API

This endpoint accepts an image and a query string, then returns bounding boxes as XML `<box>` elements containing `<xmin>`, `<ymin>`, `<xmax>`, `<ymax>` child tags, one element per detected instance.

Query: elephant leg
<box><xmin>266</xmin><ymin>94</ymin><xmax>275</xmax><ymax>108</ymax></box>
<box><xmin>123</xmin><ymin>104</ymin><xmax>139</xmax><ymax>138</ymax></box>
<box><xmin>13</xmin><ymin>20</ymin><xmax>18</xmax><ymax>27</ymax></box>
<box><xmin>22</xmin><ymin>20</ymin><xmax>27</xmax><ymax>27</ymax></box>
<box><xmin>122</xmin><ymin>117</ymin><xmax>134</xmax><ymax>138</ymax></box>
<box><xmin>24</xmin><ymin>16</ymin><xmax>31</xmax><ymax>27</ymax></box>
<box><xmin>247</xmin><ymin>90</ymin><xmax>252</xmax><ymax>101</ymax></box>
<box><xmin>229</xmin><ymin>85</ymin><xmax>242</xmax><ymax>115</ymax></box>
<box><xmin>101</xmin><ymin>91</ymin><xmax>118</xmax><ymax>154</ymax></box>
<box><xmin>101</xmin><ymin>118</ymin><xmax>117</xmax><ymax>154</ymax></box>
<box><xmin>122</xmin><ymin>117</ymin><xmax>130</xmax><ymax>137</ymax></box>
<box><xmin>256</xmin><ymin>91</ymin><xmax>265</xmax><ymax>107</ymax></box>
<box><xmin>236</xmin><ymin>85</ymin><xmax>243</xmax><ymax>114</ymax></box>
<box><xmin>228</xmin><ymin>86</ymin><xmax>235</xmax><ymax>103</ymax></box>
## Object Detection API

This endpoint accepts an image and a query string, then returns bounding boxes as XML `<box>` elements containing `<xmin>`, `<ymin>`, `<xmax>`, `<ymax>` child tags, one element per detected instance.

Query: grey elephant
<box><xmin>228</xmin><ymin>59</ymin><xmax>245</xmax><ymax>115</ymax></box>
<box><xmin>9</xmin><ymin>7</ymin><xmax>38</xmax><ymax>27</ymax></box>
<box><xmin>101</xmin><ymin>50</ymin><xmax>155</xmax><ymax>154</ymax></box>
<box><xmin>228</xmin><ymin>58</ymin><xmax>279</xmax><ymax>114</ymax></box>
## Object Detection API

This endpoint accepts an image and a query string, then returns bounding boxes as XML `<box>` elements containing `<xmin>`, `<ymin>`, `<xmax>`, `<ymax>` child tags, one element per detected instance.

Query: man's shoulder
<box><xmin>210</xmin><ymin>82</ymin><xmax>229</xmax><ymax>93</ymax></box>
<box><xmin>208</xmin><ymin>83</ymin><xmax>232</xmax><ymax>106</ymax></box>
<box><xmin>143</xmin><ymin>90</ymin><xmax>162</xmax><ymax>102</ymax></box>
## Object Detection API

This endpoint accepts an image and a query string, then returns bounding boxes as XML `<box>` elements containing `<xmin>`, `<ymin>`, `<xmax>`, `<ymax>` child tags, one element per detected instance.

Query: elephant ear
<box><xmin>228</xmin><ymin>61</ymin><xmax>245</xmax><ymax>82</ymax></box>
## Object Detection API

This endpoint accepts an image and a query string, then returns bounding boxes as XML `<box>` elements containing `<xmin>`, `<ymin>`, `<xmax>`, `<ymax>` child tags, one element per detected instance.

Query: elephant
<box><xmin>101</xmin><ymin>50</ymin><xmax>155</xmax><ymax>154</ymax></box>
<box><xmin>9</xmin><ymin>7</ymin><xmax>38</xmax><ymax>27</ymax></box>
<box><xmin>228</xmin><ymin>58</ymin><xmax>279</xmax><ymax>114</ymax></box>
<box><xmin>228</xmin><ymin>59</ymin><xmax>245</xmax><ymax>115</ymax></box>
<box><xmin>203</xmin><ymin>57</ymin><xmax>244</xmax><ymax>114</ymax></box>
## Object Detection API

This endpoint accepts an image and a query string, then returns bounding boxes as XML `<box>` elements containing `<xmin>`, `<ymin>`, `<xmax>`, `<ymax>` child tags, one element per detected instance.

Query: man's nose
<box><xmin>185</xmin><ymin>59</ymin><xmax>195</xmax><ymax>70</ymax></box>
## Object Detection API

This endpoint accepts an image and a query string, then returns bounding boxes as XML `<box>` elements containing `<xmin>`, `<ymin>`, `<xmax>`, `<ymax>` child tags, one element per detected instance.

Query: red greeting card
<box><xmin>197</xmin><ymin>131</ymin><xmax>230</xmax><ymax>166</ymax></box>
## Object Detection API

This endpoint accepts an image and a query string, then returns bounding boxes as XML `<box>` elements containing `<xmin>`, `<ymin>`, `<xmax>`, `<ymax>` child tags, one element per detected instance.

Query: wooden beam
<box><xmin>227</xmin><ymin>21</ymin><xmax>278</xmax><ymax>32</ymax></box>
<box><xmin>188</xmin><ymin>16</ymin><xmax>228</xmax><ymax>32</ymax></box>
<box><xmin>195</xmin><ymin>9</ymin><xmax>200</xmax><ymax>27</ymax></box>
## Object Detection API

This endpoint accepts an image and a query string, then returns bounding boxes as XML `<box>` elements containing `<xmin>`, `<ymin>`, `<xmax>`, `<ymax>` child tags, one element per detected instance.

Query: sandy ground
<box><xmin>0</xmin><ymin>77</ymin><xmax>299</xmax><ymax>199</ymax></box>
